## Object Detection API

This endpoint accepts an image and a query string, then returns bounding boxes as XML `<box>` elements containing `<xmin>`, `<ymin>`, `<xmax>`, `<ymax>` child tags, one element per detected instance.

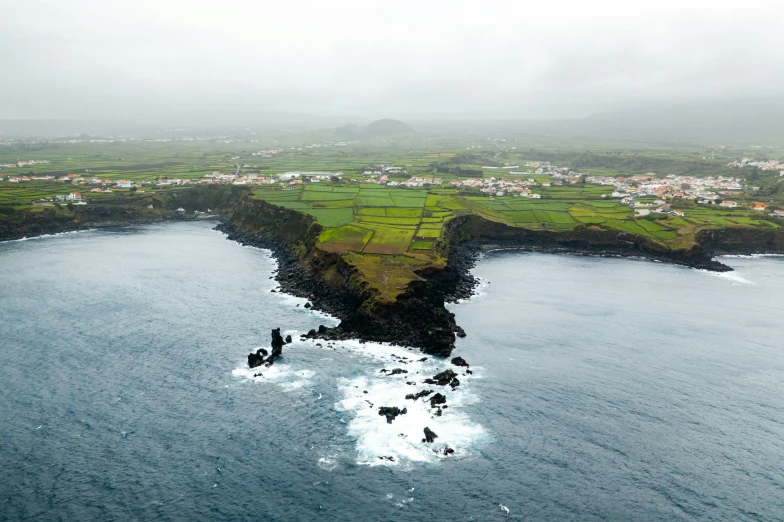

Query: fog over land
<box><xmin>2</xmin><ymin>0</ymin><xmax>783</xmax><ymax>124</ymax></box>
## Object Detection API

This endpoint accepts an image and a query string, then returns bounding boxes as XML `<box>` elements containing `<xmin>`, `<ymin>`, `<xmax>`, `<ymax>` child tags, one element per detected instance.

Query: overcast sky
<box><xmin>2</xmin><ymin>0</ymin><xmax>782</xmax><ymax>121</ymax></box>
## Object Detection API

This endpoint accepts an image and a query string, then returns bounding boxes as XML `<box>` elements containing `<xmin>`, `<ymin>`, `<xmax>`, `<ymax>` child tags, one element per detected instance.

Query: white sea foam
<box><xmin>326</xmin><ymin>339</ymin><xmax>486</xmax><ymax>467</ymax></box>
<box><xmin>317</xmin><ymin>455</ymin><xmax>339</xmax><ymax>471</ymax></box>
<box><xmin>720</xmin><ymin>253</ymin><xmax>784</xmax><ymax>259</ymax></box>
<box><xmin>701</xmin><ymin>269</ymin><xmax>754</xmax><ymax>285</ymax></box>
<box><xmin>270</xmin><ymin>293</ymin><xmax>339</xmax><ymax>322</ymax></box>
<box><xmin>10</xmin><ymin>229</ymin><xmax>95</xmax><ymax>242</ymax></box>
<box><xmin>233</xmin><ymin>336</ymin><xmax>486</xmax><ymax>467</ymax></box>
<box><xmin>232</xmin><ymin>359</ymin><xmax>315</xmax><ymax>391</ymax></box>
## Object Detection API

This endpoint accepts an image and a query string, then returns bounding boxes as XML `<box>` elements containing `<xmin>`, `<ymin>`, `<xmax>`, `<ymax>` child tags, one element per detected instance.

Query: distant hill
<box><xmin>575</xmin><ymin>98</ymin><xmax>784</xmax><ymax>143</ymax></box>
<box><xmin>335</xmin><ymin>119</ymin><xmax>414</xmax><ymax>139</ymax></box>
<box><xmin>366</xmin><ymin>119</ymin><xmax>413</xmax><ymax>135</ymax></box>
<box><xmin>412</xmin><ymin>98</ymin><xmax>784</xmax><ymax>144</ymax></box>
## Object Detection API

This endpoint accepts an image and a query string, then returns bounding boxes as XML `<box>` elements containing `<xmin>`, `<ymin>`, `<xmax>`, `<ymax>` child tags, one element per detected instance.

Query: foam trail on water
<box><xmin>9</xmin><ymin>229</ymin><xmax>95</xmax><ymax>242</ymax></box>
<box><xmin>701</xmin><ymin>269</ymin><xmax>754</xmax><ymax>285</ymax></box>
<box><xmin>720</xmin><ymin>253</ymin><xmax>784</xmax><ymax>258</ymax></box>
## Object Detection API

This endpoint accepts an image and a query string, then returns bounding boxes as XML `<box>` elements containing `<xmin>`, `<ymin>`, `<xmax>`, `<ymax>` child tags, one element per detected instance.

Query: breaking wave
<box><xmin>329</xmin><ymin>339</ymin><xmax>486</xmax><ymax>468</ymax></box>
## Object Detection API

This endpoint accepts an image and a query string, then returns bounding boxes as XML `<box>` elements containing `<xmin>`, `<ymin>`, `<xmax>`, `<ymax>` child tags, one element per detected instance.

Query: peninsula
<box><xmin>2</xmin><ymin>132</ymin><xmax>784</xmax><ymax>355</ymax></box>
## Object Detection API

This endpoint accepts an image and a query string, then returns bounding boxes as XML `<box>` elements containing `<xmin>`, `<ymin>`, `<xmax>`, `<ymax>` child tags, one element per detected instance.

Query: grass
<box><xmin>318</xmin><ymin>225</ymin><xmax>373</xmax><ymax>253</ymax></box>
<box><xmin>362</xmin><ymin>227</ymin><xmax>416</xmax><ymax>255</ymax></box>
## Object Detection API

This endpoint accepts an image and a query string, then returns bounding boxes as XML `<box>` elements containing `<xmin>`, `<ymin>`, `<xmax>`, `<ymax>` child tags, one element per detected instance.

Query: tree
<box><xmin>129</xmin><ymin>186</ymin><xmax>137</xmax><ymax>194</ymax></box>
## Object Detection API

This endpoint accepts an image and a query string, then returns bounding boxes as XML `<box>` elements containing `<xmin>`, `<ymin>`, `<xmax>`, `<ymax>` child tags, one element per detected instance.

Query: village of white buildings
<box><xmin>2</xmin><ymin>158</ymin><xmax>782</xmax><ymax>218</ymax></box>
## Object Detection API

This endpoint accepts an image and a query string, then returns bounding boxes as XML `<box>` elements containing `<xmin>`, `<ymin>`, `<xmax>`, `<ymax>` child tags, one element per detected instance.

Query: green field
<box><xmin>3</xmin><ymin>136</ymin><xmax>783</xmax><ymax>284</ymax></box>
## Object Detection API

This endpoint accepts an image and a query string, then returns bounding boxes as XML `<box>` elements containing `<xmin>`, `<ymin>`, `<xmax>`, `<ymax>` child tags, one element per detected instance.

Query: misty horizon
<box><xmin>3</xmin><ymin>0</ymin><xmax>784</xmax><ymax>122</ymax></box>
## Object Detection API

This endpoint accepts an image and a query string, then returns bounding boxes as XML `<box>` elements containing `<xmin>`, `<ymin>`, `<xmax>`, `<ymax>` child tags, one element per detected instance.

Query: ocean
<box><xmin>1</xmin><ymin>221</ymin><xmax>782</xmax><ymax>521</ymax></box>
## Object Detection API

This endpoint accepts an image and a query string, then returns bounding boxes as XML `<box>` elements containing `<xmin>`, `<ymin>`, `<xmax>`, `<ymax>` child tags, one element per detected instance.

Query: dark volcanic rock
<box><xmin>405</xmin><ymin>389</ymin><xmax>433</xmax><ymax>401</ymax></box>
<box><xmin>423</xmin><ymin>427</ymin><xmax>438</xmax><ymax>443</ymax></box>
<box><xmin>429</xmin><ymin>393</ymin><xmax>447</xmax><ymax>408</ymax></box>
<box><xmin>264</xmin><ymin>328</ymin><xmax>285</xmax><ymax>366</ymax></box>
<box><xmin>455</xmin><ymin>326</ymin><xmax>467</xmax><ymax>338</ymax></box>
<box><xmin>389</xmin><ymin>368</ymin><xmax>408</xmax><ymax>376</ymax></box>
<box><xmin>444</xmin><ymin>447</ymin><xmax>455</xmax><ymax>455</ymax></box>
<box><xmin>304</xmin><ymin>302</ymin><xmax>312</xmax><ymax>308</ymax></box>
<box><xmin>449</xmin><ymin>378</ymin><xmax>460</xmax><ymax>389</ymax></box>
<box><xmin>424</xmin><ymin>369</ymin><xmax>458</xmax><ymax>386</ymax></box>
<box><xmin>284</xmin><ymin>335</ymin><xmax>292</xmax><ymax>344</ymax></box>
<box><xmin>248</xmin><ymin>348</ymin><xmax>267</xmax><ymax>369</ymax></box>
<box><xmin>378</xmin><ymin>406</ymin><xmax>407</xmax><ymax>424</ymax></box>
<box><xmin>451</xmin><ymin>356</ymin><xmax>470</xmax><ymax>368</ymax></box>
<box><xmin>216</xmin><ymin>201</ymin><xmax>760</xmax><ymax>357</ymax></box>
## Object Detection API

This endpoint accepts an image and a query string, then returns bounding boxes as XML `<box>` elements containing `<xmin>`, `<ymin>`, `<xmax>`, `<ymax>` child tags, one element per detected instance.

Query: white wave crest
<box><xmin>232</xmin><ymin>360</ymin><xmax>315</xmax><ymax>391</ymax></box>
<box><xmin>701</xmin><ymin>270</ymin><xmax>754</xmax><ymax>285</ymax></box>
<box><xmin>328</xmin><ymin>340</ymin><xmax>486</xmax><ymax>467</ymax></box>
<box><xmin>9</xmin><ymin>229</ymin><xmax>95</xmax><ymax>242</ymax></box>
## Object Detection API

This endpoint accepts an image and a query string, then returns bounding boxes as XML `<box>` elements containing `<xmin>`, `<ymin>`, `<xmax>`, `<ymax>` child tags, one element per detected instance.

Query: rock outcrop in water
<box><xmin>405</xmin><ymin>389</ymin><xmax>433</xmax><ymax>401</ymax></box>
<box><xmin>429</xmin><ymin>393</ymin><xmax>447</xmax><ymax>408</ymax></box>
<box><xmin>247</xmin><ymin>348</ymin><xmax>268</xmax><ymax>369</ymax></box>
<box><xmin>247</xmin><ymin>328</ymin><xmax>285</xmax><ymax>368</ymax></box>
<box><xmin>451</xmin><ymin>356</ymin><xmax>470</xmax><ymax>368</ymax></box>
<box><xmin>378</xmin><ymin>406</ymin><xmax>407</xmax><ymax>424</ymax></box>
<box><xmin>424</xmin><ymin>369</ymin><xmax>459</xmax><ymax>387</ymax></box>
<box><xmin>423</xmin><ymin>427</ymin><xmax>438</xmax><ymax>443</ymax></box>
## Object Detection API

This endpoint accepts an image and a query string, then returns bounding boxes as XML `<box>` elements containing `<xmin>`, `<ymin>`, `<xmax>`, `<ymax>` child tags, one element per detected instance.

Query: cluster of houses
<box><xmin>251</xmin><ymin>148</ymin><xmax>285</xmax><ymax>158</ymax></box>
<box><xmin>727</xmin><ymin>158</ymin><xmax>784</xmax><ymax>173</ymax></box>
<box><xmin>0</xmin><ymin>159</ymin><xmax>50</xmax><ymax>168</ymax></box>
<box><xmin>5</xmin><ymin>173</ymin><xmax>136</xmax><ymax>188</ymax></box>
<box><xmin>40</xmin><ymin>192</ymin><xmax>87</xmax><ymax>204</ymax></box>
<box><xmin>584</xmin><ymin>172</ymin><xmax>783</xmax><ymax>217</ymax></box>
<box><xmin>450</xmin><ymin>177</ymin><xmax>543</xmax><ymax>198</ymax></box>
<box><xmin>587</xmin><ymin>173</ymin><xmax>745</xmax><ymax>202</ymax></box>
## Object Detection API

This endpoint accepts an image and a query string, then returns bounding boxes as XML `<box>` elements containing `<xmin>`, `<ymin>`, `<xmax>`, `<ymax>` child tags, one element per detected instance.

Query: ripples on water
<box><xmin>1</xmin><ymin>222</ymin><xmax>783</xmax><ymax>521</ymax></box>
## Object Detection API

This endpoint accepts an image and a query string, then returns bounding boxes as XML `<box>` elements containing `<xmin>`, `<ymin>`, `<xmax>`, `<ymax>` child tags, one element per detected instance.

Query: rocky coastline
<box><xmin>0</xmin><ymin>216</ymin><xmax>187</xmax><ymax>242</ymax></box>
<box><xmin>6</xmin><ymin>191</ymin><xmax>784</xmax><ymax>356</ymax></box>
<box><xmin>246</xmin><ymin>327</ymin><xmax>473</xmax><ymax>458</ymax></box>
<box><xmin>217</xmin><ymin>209</ymin><xmax>784</xmax><ymax>357</ymax></box>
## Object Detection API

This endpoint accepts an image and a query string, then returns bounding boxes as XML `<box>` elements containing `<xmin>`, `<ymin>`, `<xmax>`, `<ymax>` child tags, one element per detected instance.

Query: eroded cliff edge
<box><xmin>4</xmin><ymin>185</ymin><xmax>783</xmax><ymax>356</ymax></box>
<box><xmin>217</xmin><ymin>190</ymin><xmax>784</xmax><ymax>356</ymax></box>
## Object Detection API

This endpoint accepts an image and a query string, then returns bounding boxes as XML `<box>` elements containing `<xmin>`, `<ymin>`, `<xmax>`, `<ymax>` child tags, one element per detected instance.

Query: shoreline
<box><xmin>5</xmin><ymin>212</ymin><xmax>783</xmax><ymax>356</ymax></box>
<box><xmin>214</xmin><ymin>215</ymin><xmax>784</xmax><ymax>356</ymax></box>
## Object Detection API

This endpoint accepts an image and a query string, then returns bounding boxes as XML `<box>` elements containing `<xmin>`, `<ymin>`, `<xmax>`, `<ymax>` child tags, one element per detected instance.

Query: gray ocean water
<box><xmin>1</xmin><ymin>221</ymin><xmax>783</xmax><ymax>521</ymax></box>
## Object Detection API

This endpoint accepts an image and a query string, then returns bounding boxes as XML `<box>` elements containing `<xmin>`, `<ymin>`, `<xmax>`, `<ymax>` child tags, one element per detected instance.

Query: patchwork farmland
<box><xmin>251</xmin><ymin>182</ymin><xmax>781</xmax><ymax>258</ymax></box>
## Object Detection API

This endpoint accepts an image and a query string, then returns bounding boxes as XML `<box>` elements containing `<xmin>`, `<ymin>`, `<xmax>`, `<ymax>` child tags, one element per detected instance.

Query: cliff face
<box><xmin>7</xmin><ymin>184</ymin><xmax>784</xmax><ymax>355</ymax></box>
<box><xmin>439</xmin><ymin>215</ymin><xmax>731</xmax><ymax>270</ymax></box>
<box><xmin>0</xmin><ymin>203</ymin><xmax>175</xmax><ymax>241</ymax></box>
<box><xmin>222</xmin><ymin>197</ymin><xmax>460</xmax><ymax>355</ymax></box>
<box><xmin>223</xmin><ymin>196</ymin><xmax>784</xmax><ymax>356</ymax></box>
<box><xmin>696</xmin><ymin>226</ymin><xmax>784</xmax><ymax>255</ymax></box>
